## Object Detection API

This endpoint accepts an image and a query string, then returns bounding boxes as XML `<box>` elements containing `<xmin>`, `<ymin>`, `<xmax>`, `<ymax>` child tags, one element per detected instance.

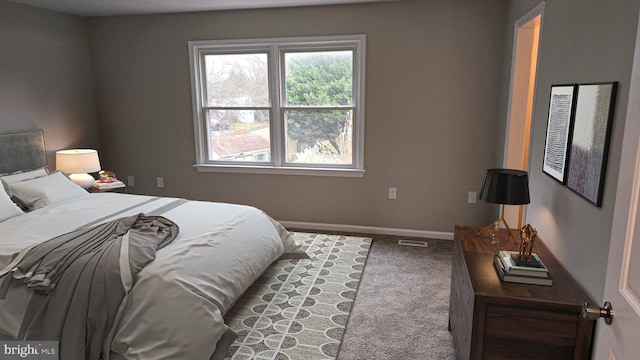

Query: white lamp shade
<box><xmin>56</xmin><ymin>150</ymin><xmax>101</xmax><ymax>188</ymax></box>
<box><xmin>56</xmin><ymin>149</ymin><xmax>101</xmax><ymax>174</ymax></box>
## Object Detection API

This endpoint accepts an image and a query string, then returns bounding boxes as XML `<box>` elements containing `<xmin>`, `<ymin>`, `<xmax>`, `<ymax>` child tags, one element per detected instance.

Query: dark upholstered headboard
<box><xmin>0</xmin><ymin>129</ymin><xmax>47</xmax><ymax>174</ymax></box>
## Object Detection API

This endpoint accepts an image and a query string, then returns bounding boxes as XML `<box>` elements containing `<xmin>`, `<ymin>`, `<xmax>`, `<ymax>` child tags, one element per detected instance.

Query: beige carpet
<box><xmin>337</xmin><ymin>236</ymin><xmax>455</xmax><ymax>360</ymax></box>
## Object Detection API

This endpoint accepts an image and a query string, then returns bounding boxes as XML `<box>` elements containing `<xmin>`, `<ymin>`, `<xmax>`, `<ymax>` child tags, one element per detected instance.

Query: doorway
<box><xmin>503</xmin><ymin>3</ymin><xmax>544</xmax><ymax>229</ymax></box>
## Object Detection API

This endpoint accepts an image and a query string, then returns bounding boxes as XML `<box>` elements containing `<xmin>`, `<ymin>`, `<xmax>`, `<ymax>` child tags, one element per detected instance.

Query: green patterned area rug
<box><xmin>224</xmin><ymin>232</ymin><xmax>372</xmax><ymax>360</ymax></box>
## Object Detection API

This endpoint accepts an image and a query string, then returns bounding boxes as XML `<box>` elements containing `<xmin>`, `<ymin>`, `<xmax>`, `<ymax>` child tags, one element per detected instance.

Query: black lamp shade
<box><xmin>479</xmin><ymin>169</ymin><xmax>530</xmax><ymax>205</ymax></box>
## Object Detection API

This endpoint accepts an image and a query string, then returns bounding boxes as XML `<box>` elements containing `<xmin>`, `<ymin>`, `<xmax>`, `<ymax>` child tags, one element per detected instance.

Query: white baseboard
<box><xmin>278</xmin><ymin>221</ymin><xmax>454</xmax><ymax>240</ymax></box>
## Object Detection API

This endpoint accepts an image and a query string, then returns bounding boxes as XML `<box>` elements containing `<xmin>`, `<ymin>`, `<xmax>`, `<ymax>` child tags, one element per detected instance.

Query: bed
<box><xmin>0</xmin><ymin>129</ymin><xmax>305</xmax><ymax>359</ymax></box>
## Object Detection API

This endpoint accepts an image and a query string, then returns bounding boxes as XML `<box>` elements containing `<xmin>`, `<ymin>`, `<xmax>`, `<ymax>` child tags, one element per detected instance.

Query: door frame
<box><xmin>503</xmin><ymin>2</ymin><xmax>545</xmax><ymax>228</ymax></box>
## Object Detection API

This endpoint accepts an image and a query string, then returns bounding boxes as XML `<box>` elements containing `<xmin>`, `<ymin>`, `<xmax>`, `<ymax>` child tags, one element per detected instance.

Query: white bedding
<box><xmin>0</xmin><ymin>192</ymin><xmax>302</xmax><ymax>359</ymax></box>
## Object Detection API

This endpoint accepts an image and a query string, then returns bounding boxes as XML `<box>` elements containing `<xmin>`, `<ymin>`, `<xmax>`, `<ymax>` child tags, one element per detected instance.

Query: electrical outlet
<box><xmin>127</xmin><ymin>176</ymin><xmax>135</xmax><ymax>187</ymax></box>
<box><xmin>468</xmin><ymin>191</ymin><xmax>477</xmax><ymax>204</ymax></box>
<box><xmin>388</xmin><ymin>187</ymin><xmax>397</xmax><ymax>200</ymax></box>
<box><xmin>156</xmin><ymin>177</ymin><xmax>164</xmax><ymax>188</ymax></box>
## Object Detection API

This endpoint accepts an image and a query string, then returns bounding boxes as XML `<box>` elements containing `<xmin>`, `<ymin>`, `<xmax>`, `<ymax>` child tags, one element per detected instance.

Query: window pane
<box><xmin>285</xmin><ymin>51</ymin><xmax>353</xmax><ymax>106</ymax></box>
<box><xmin>285</xmin><ymin>110</ymin><xmax>352</xmax><ymax>164</ymax></box>
<box><xmin>208</xmin><ymin>109</ymin><xmax>270</xmax><ymax>162</ymax></box>
<box><xmin>204</xmin><ymin>53</ymin><xmax>269</xmax><ymax>107</ymax></box>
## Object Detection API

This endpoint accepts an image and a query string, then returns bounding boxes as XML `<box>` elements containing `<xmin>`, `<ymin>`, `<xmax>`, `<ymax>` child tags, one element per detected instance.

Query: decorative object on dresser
<box><xmin>518</xmin><ymin>223</ymin><xmax>537</xmax><ymax>261</ymax></box>
<box><xmin>493</xmin><ymin>223</ymin><xmax>552</xmax><ymax>285</ymax></box>
<box><xmin>93</xmin><ymin>181</ymin><xmax>125</xmax><ymax>190</ymax></box>
<box><xmin>476</xmin><ymin>169</ymin><xmax>530</xmax><ymax>244</ymax></box>
<box><xmin>55</xmin><ymin>149</ymin><xmax>101</xmax><ymax>188</ymax></box>
<box><xmin>448</xmin><ymin>225</ymin><xmax>595</xmax><ymax>359</ymax></box>
<box><xmin>93</xmin><ymin>170</ymin><xmax>125</xmax><ymax>191</ymax></box>
<box><xmin>493</xmin><ymin>253</ymin><xmax>552</xmax><ymax>286</ymax></box>
<box><xmin>498</xmin><ymin>250</ymin><xmax>548</xmax><ymax>277</ymax></box>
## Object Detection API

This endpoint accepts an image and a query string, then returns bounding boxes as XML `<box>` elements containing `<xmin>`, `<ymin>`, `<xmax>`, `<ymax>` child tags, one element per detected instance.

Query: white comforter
<box><xmin>0</xmin><ymin>193</ymin><xmax>301</xmax><ymax>359</ymax></box>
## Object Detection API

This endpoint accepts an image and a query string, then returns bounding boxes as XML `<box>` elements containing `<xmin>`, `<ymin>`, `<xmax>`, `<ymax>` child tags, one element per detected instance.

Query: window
<box><xmin>188</xmin><ymin>35</ymin><xmax>365</xmax><ymax>177</ymax></box>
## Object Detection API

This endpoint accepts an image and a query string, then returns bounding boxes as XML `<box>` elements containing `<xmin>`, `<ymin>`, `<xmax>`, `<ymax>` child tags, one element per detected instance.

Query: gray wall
<box><xmin>0</xmin><ymin>1</ymin><xmax>99</xmax><ymax>168</ymax></box>
<box><xmin>500</xmin><ymin>0</ymin><xmax>640</xmax><ymax>300</ymax></box>
<box><xmin>86</xmin><ymin>0</ymin><xmax>507</xmax><ymax>233</ymax></box>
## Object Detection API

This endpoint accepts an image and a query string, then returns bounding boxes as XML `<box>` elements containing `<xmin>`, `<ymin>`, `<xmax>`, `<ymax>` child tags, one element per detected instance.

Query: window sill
<box><xmin>193</xmin><ymin>164</ymin><xmax>365</xmax><ymax>177</ymax></box>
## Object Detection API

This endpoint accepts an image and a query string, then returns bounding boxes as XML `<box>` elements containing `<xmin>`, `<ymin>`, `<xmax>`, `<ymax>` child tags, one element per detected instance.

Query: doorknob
<box><xmin>582</xmin><ymin>301</ymin><xmax>613</xmax><ymax>325</ymax></box>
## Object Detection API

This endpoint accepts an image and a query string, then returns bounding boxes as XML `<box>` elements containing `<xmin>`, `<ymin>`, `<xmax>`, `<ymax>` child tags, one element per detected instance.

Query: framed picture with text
<box><xmin>543</xmin><ymin>84</ymin><xmax>576</xmax><ymax>183</ymax></box>
<box><xmin>566</xmin><ymin>82</ymin><xmax>617</xmax><ymax>207</ymax></box>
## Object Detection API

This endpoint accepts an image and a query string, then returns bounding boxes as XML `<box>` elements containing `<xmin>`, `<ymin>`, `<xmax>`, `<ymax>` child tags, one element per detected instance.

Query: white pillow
<box><xmin>9</xmin><ymin>171</ymin><xmax>88</xmax><ymax>210</ymax></box>
<box><xmin>1</xmin><ymin>167</ymin><xmax>49</xmax><ymax>197</ymax></box>
<box><xmin>0</xmin><ymin>187</ymin><xmax>24</xmax><ymax>222</ymax></box>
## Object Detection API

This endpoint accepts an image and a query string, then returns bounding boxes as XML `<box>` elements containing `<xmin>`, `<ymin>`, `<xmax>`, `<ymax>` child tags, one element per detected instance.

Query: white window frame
<box><xmin>188</xmin><ymin>35</ymin><xmax>366</xmax><ymax>177</ymax></box>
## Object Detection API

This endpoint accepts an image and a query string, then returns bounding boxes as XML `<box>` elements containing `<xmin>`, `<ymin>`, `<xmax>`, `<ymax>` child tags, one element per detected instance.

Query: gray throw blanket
<box><xmin>0</xmin><ymin>214</ymin><xmax>178</xmax><ymax>360</ymax></box>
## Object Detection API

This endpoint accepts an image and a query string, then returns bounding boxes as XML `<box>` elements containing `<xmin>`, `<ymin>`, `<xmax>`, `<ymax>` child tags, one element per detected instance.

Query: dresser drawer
<box><xmin>483</xmin><ymin>302</ymin><xmax>579</xmax><ymax>359</ymax></box>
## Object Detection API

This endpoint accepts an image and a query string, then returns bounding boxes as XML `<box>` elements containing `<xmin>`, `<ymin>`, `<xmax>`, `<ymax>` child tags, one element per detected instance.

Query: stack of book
<box><xmin>93</xmin><ymin>179</ymin><xmax>125</xmax><ymax>190</ymax></box>
<box><xmin>493</xmin><ymin>250</ymin><xmax>552</xmax><ymax>286</ymax></box>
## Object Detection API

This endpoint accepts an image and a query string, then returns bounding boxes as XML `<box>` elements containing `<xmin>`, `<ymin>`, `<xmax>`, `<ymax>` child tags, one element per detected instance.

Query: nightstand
<box><xmin>89</xmin><ymin>184</ymin><xmax>126</xmax><ymax>193</ymax></box>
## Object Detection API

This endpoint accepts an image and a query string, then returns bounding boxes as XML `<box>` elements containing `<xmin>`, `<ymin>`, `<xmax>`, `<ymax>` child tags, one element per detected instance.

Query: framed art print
<box><xmin>543</xmin><ymin>85</ymin><xmax>576</xmax><ymax>183</ymax></box>
<box><xmin>566</xmin><ymin>82</ymin><xmax>617</xmax><ymax>207</ymax></box>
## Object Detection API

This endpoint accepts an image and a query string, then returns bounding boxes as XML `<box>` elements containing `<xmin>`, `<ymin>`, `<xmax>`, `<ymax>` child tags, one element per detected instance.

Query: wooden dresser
<box><xmin>448</xmin><ymin>225</ymin><xmax>595</xmax><ymax>359</ymax></box>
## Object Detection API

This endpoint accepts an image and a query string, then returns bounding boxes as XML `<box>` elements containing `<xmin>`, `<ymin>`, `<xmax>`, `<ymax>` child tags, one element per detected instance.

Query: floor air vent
<box><xmin>397</xmin><ymin>239</ymin><xmax>428</xmax><ymax>247</ymax></box>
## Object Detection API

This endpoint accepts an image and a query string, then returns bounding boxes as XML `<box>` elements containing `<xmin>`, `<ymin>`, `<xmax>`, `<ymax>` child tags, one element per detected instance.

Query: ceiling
<box><xmin>6</xmin><ymin>0</ymin><xmax>400</xmax><ymax>17</ymax></box>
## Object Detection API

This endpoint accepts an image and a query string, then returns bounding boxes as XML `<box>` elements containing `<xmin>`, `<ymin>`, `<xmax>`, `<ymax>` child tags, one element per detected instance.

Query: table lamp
<box><xmin>56</xmin><ymin>149</ymin><xmax>101</xmax><ymax>188</ymax></box>
<box><xmin>476</xmin><ymin>168</ymin><xmax>530</xmax><ymax>244</ymax></box>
